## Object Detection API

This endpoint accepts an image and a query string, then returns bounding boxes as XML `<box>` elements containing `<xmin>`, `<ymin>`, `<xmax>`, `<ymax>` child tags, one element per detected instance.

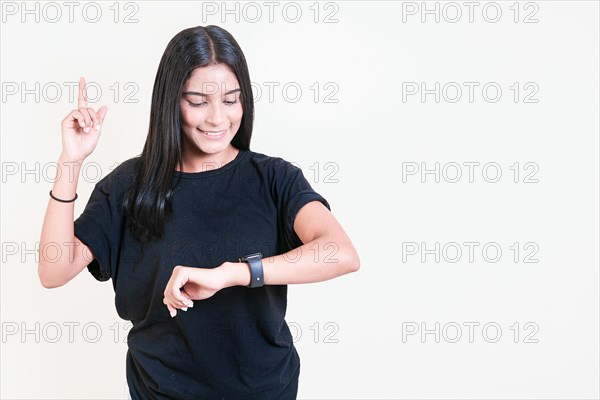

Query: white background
<box><xmin>1</xmin><ymin>1</ymin><xmax>598</xmax><ymax>399</ymax></box>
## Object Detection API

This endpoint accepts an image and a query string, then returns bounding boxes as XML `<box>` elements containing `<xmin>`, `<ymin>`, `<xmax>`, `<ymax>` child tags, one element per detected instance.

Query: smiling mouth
<box><xmin>198</xmin><ymin>129</ymin><xmax>226</xmax><ymax>137</ymax></box>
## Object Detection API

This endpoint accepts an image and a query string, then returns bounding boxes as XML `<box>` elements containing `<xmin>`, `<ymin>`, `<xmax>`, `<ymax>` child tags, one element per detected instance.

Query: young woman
<box><xmin>38</xmin><ymin>25</ymin><xmax>360</xmax><ymax>399</ymax></box>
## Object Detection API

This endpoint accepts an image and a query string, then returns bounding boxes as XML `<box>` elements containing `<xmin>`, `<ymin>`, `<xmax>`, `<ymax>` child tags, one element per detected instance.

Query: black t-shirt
<box><xmin>73</xmin><ymin>149</ymin><xmax>331</xmax><ymax>399</ymax></box>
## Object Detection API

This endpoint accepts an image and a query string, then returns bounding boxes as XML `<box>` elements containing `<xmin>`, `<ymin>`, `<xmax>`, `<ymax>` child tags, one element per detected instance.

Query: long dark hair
<box><xmin>124</xmin><ymin>25</ymin><xmax>254</xmax><ymax>242</ymax></box>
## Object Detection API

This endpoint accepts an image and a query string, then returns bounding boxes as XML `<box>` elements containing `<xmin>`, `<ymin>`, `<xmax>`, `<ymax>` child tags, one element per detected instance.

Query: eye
<box><xmin>187</xmin><ymin>100</ymin><xmax>206</xmax><ymax>107</ymax></box>
<box><xmin>224</xmin><ymin>99</ymin><xmax>239</xmax><ymax>105</ymax></box>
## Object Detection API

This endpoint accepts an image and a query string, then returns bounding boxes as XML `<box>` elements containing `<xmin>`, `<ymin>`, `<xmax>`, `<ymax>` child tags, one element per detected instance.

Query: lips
<box><xmin>198</xmin><ymin>129</ymin><xmax>226</xmax><ymax>138</ymax></box>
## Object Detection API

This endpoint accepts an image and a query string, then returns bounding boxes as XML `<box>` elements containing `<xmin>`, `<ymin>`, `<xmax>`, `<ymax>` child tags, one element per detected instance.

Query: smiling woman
<box><xmin>178</xmin><ymin>65</ymin><xmax>243</xmax><ymax>172</ymax></box>
<box><xmin>38</xmin><ymin>25</ymin><xmax>360</xmax><ymax>400</ymax></box>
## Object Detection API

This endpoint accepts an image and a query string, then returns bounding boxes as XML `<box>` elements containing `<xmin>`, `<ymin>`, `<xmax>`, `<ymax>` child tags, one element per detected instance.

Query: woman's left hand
<box><xmin>163</xmin><ymin>265</ymin><xmax>228</xmax><ymax>318</ymax></box>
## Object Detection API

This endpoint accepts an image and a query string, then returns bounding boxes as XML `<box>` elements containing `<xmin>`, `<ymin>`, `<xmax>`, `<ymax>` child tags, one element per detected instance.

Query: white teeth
<box><xmin>201</xmin><ymin>130</ymin><xmax>224</xmax><ymax>136</ymax></box>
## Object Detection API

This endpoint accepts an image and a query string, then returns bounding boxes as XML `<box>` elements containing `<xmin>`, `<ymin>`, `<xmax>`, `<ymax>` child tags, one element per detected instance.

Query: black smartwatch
<box><xmin>238</xmin><ymin>252</ymin><xmax>264</xmax><ymax>288</ymax></box>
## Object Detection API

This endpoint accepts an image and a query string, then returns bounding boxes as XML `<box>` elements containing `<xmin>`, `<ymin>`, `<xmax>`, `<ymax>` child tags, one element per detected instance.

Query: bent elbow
<box><xmin>343</xmin><ymin>248</ymin><xmax>361</xmax><ymax>273</ymax></box>
<box><xmin>40</xmin><ymin>280</ymin><xmax>62</xmax><ymax>289</ymax></box>
<box><xmin>39</xmin><ymin>276</ymin><xmax>62</xmax><ymax>289</ymax></box>
<box><xmin>38</xmin><ymin>263</ymin><xmax>65</xmax><ymax>289</ymax></box>
<box><xmin>350</xmin><ymin>254</ymin><xmax>361</xmax><ymax>272</ymax></box>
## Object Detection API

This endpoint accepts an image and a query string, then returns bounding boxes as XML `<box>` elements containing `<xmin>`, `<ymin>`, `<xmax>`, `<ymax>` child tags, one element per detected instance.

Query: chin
<box><xmin>198</xmin><ymin>140</ymin><xmax>232</xmax><ymax>153</ymax></box>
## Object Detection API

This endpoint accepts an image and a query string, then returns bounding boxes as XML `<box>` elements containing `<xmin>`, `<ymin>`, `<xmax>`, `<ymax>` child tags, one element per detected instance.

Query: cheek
<box><xmin>230</xmin><ymin>105</ymin><xmax>244</xmax><ymax>123</ymax></box>
<box><xmin>180</xmin><ymin>107</ymin><xmax>197</xmax><ymax>127</ymax></box>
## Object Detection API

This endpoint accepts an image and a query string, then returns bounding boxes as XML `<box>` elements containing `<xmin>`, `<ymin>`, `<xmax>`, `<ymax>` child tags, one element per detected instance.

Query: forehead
<box><xmin>183</xmin><ymin>64</ymin><xmax>240</xmax><ymax>94</ymax></box>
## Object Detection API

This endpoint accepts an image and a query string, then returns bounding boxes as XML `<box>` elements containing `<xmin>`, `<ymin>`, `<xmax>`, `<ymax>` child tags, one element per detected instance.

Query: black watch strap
<box><xmin>238</xmin><ymin>252</ymin><xmax>264</xmax><ymax>288</ymax></box>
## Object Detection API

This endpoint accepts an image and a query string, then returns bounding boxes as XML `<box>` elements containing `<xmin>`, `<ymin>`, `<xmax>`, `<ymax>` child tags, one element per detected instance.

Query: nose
<box><xmin>205</xmin><ymin>102</ymin><xmax>225</xmax><ymax>127</ymax></box>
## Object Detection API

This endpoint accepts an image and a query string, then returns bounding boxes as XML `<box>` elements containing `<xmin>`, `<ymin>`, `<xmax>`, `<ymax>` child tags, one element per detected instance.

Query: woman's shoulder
<box><xmin>246</xmin><ymin>149</ymin><xmax>299</xmax><ymax>173</ymax></box>
<box><xmin>95</xmin><ymin>155</ymin><xmax>141</xmax><ymax>193</ymax></box>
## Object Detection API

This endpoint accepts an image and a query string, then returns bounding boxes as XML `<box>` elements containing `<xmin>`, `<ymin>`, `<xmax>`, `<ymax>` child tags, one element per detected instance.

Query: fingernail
<box><xmin>170</xmin><ymin>310</ymin><xmax>176</xmax><ymax>318</ymax></box>
<box><xmin>95</xmin><ymin>123</ymin><xmax>101</xmax><ymax>130</ymax></box>
<box><xmin>182</xmin><ymin>307</ymin><xmax>188</xmax><ymax>312</ymax></box>
<box><xmin>84</xmin><ymin>127</ymin><xmax>90</xmax><ymax>133</ymax></box>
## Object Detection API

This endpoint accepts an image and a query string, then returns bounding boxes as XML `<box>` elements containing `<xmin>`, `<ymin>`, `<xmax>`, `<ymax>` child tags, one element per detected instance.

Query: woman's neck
<box><xmin>178</xmin><ymin>146</ymin><xmax>239</xmax><ymax>173</ymax></box>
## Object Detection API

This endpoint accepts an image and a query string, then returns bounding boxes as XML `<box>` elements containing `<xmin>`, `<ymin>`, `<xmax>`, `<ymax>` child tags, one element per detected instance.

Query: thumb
<box><xmin>180</xmin><ymin>288</ymin><xmax>193</xmax><ymax>305</ymax></box>
<box><xmin>97</xmin><ymin>106</ymin><xmax>108</xmax><ymax>124</ymax></box>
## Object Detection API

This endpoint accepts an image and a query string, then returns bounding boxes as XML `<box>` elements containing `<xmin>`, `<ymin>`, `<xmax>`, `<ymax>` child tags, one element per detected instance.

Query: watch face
<box><xmin>246</xmin><ymin>252</ymin><xmax>262</xmax><ymax>260</ymax></box>
<box><xmin>239</xmin><ymin>252</ymin><xmax>262</xmax><ymax>262</ymax></box>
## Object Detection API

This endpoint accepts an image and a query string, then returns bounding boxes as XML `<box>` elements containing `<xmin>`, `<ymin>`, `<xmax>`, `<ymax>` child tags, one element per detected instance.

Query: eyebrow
<box><xmin>183</xmin><ymin>88</ymin><xmax>241</xmax><ymax>96</ymax></box>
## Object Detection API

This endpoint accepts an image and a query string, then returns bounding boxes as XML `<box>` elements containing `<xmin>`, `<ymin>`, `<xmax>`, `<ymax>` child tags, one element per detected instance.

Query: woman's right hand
<box><xmin>60</xmin><ymin>76</ymin><xmax>108</xmax><ymax>162</ymax></box>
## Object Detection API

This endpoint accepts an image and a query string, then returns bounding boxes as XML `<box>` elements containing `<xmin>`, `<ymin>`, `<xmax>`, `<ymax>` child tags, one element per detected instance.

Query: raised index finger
<box><xmin>78</xmin><ymin>76</ymin><xmax>87</xmax><ymax>109</ymax></box>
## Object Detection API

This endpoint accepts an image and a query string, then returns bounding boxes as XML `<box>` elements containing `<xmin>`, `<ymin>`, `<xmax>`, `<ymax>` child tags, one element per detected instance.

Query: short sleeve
<box><xmin>74</xmin><ymin>166</ymin><xmax>127</xmax><ymax>282</ymax></box>
<box><xmin>275</xmin><ymin>160</ymin><xmax>331</xmax><ymax>250</ymax></box>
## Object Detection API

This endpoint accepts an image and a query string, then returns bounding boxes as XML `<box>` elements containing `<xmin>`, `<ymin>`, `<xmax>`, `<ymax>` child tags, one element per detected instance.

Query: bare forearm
<box><xmin>38</xmin><ymin>155</ymin><xmax>83</xmax><ymax>281</ymax></box>
<box><xmin>222</xmin><ymin>236</ymin><xmax>360</xmax><ymax>287</ymax></box>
